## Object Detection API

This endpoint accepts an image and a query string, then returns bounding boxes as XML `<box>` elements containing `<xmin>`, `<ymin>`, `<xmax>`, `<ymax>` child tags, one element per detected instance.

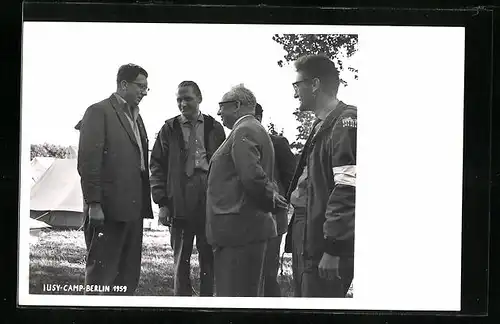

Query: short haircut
<box><xmin>116</xmin><ymin>63</ymin><xmax>148</xmax><ymax>84</ymax></box>
<box><xmin>225</xmin><ymin>84</ymin><xmax>256</xmax><ymax>112</ymax></box>
<box><xmin>255</xmin><ymin>103</ymin><xmax>263</xmax><ymax>117</ymax></box>
<box><xmin>294</xmin><ymin>54</ymin><xmax>340</xmax><ymax>96</ymax></box>
<box><xmin>178</xmin><ymin>80</ymin><xmax>202</xmax><ymax>101</ymax></box>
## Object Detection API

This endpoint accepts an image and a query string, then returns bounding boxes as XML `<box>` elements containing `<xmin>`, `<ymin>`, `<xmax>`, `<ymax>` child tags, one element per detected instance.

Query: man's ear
<box><xmin>311</xmin><ymin>77</ymin><xmax>321</xmax><ymax>94</ymax></box>
<box><xmin>120</xmin><ymin>80</ymin><xmax>128</xmax><ymax>91</ymax></box>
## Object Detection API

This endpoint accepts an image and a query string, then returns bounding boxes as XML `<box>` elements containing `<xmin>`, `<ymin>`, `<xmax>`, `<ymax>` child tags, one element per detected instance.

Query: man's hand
<box><xmin>89</xmin><ymin>203</ymin><xmax>105</xmax><ymax>227</ymax></box>
<box><xmin>273</xmin><ymin>192</ymin><xmax>289</xmax><ymax>209</ymax></box>
<box><xmin>158</xmin><ymin>206</ymin><xmax>172</xmax><ymax>226</ymax></box>
<box><xmin>318</xmin><ymin>253</ymin><xmax>341</xmax><ymax>281</ymax></box>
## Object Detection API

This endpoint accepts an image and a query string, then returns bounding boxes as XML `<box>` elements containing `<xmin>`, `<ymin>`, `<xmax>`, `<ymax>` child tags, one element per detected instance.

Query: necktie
<box><xmin>185</xmin><ymin>121</ymin><xmax>198</xmax><ymax>177</ymax></box>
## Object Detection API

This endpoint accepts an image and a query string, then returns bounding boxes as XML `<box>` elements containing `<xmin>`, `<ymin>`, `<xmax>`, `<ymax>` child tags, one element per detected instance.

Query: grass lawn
<box><xmin>29</xmin><ymin>227</ymin><xmax>351</xmax><ymax>297</ymax></box>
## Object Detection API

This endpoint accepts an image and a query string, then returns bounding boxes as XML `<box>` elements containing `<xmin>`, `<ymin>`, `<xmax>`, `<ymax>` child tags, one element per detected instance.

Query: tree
<box><xmin>272</xmin><ymin>34</ymin><xmax>358</xmax><ymax>152</ymax></box>
<box><xmin>31</xmin><ymin>143</ymin><xmax>72</xmax><ymax>160</ymax></box>
<box><xmin>267</xmin><ymin>121</ymin><xmax>285</xmax><ymax>137</ymax></box>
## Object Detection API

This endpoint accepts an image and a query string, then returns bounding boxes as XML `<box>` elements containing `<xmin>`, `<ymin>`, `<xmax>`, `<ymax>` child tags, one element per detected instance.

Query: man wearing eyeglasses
<box><xmin>150</xmin><ymin>81</ymin><xmax>226</xmax><ymax>296</ymax></box>
<box><xmin>206</xmin><ymin>85</ymin><xmax>289</xmax><ymax>297</ymax></box>
<box><xmin>77</xmin><ymin>63</ymin><xmax>153</xmax><ymax>295</ymax></box>
<box><xmin>285</xmin><ymin>54</ymin><xmax>357</xmax><ymax>298</ymax></box>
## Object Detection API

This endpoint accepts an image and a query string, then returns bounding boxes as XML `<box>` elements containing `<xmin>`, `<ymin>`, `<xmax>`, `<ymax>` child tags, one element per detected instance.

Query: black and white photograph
<box><xmin>18</xmin><ymin>21</ymin><xmax>465</xmax><ymax>311</ymax></box>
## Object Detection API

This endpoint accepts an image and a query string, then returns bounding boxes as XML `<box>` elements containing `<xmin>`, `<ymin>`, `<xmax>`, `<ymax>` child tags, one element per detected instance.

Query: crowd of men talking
<box><xmin>75</xmin><ymin>54</ymin><xmax>357</xmax><ymax>298</ymax></box>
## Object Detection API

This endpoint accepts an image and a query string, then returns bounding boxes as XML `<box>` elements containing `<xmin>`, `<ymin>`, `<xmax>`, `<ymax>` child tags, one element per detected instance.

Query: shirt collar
<box><xmin>179</xmin><ymin>111</ymin><xmax>203</xmax><ymax>124</ymax></box>
<box><xmin>114</xmin><ymin>92</ymin><xmax>127</xmax><ymax>105</ymax></box>
<box><xmin>114</xmin><ymin>93</ymin><xmax>139</xmax><ymax>112</ymax></box>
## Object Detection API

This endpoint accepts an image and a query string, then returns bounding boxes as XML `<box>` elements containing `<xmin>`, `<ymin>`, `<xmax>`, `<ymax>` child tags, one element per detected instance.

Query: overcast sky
<box><xmin>21</xmin><ymin>22</ymin><xmax>359</xmax><ymax>149</ymax></box>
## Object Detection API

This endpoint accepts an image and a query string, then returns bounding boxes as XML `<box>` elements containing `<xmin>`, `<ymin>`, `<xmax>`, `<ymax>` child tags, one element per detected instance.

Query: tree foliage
<box><xmin>31</xmin><ymin>143</ymin><xmax>72</xmax><ymax>160</ymax></box>
<box><xmin>272</xmin><ymin>34</ymin><xmax>358</xmax><ymax>152</ymax></box>
<box><xmin>267</xmin><ymin>121</ymin><xmax>285</xmax><ymax>137</ymax></box>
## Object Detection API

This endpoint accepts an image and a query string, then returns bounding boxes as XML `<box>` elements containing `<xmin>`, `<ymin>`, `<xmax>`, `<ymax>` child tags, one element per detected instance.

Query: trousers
<box><xmin>214</xmin><ymin>239</ymin><xmax>268</xmax><ymax>297</ymax></box>
<box><xmin>291</xmin><ymin>206</ymin><xmax>354</xmax><ymax>297</ymax></box>
<box><xmin>83</xmin><ymin>214</ymin><xmax>143</xmax><ymax>296</ymax></box>
<box><xmin>262</xmin><ymin>234</ymin><xmax>283</xmax><ymax>297</ymax></box>
<box><xmin>170</xmin><ymin>169</ymin><xmax>214</xmax><ymax>296</ymax></box>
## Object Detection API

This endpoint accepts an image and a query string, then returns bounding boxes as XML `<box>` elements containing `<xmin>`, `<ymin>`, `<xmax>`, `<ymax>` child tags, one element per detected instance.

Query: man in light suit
<box><xmin>254</xmin><ymin>103</ymin><xmax>296</xmax><ymax>297</ymax></box>
<box><xmin>206</xmin><ymin>84</ymin><xmax>288</xmax><ymax>297</ymax></box>
<box><xmin>77</xmin><ymin>63</ymin><xmax>153</xmax><ymax>295</ymax></box>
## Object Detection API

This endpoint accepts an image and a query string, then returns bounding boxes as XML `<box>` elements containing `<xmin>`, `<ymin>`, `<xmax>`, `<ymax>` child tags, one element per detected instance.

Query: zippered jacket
<box><xmin>285</xmin><ymin>101</ymin><xmax>357</xmax><ymax>258</ymax></box>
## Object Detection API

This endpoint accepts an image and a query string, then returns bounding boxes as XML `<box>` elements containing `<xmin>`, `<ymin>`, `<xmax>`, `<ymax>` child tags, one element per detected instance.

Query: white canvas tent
<box><xmin>29</xmin><ymin>156</ymin><xmax>160</xmax><ymax>230</ymax></box>
<box><xmin>68</xmin><ymin>145</ymin><xmax>78</xmax><ymax>158</ymax></box>
<box><xmin>30</xmin><ymin>157</ymin><xmax>55</xmax><ymax>187</ymax></box>
<box><xmin>30</xmin><ymin>158</ymin><xmax>84</xmax><ymax>229</ymax></box>
<box><xmin>30</xmin><ymin>218</ymin><xmax>52</xmax><ymax>242</ymax></box>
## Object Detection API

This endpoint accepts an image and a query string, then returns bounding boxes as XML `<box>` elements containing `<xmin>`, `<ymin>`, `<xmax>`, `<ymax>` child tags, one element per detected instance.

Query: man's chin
<box><xmin>298</xmin><ymin>104</ymin><xmax>310</xmax><ymax>112</ymax></box>
<box><xmin>182</xmin><ymin>111</ymin><xmax>196</xmax><ymax>119</ymax></box>
<box><xmin>222</xmin><ymin>119</ymin><xmax>234</xmax><ymax>129</ymax></box>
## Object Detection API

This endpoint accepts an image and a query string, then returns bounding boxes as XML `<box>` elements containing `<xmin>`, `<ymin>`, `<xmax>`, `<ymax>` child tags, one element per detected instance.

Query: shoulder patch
<box><xmin>341</xmin><ymin>116</ymin><xmax>357</xmax><ymax>128</ymax></box>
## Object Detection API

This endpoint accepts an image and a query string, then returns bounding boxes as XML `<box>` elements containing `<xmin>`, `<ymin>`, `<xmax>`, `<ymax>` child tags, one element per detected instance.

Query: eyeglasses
<box><xmin>218</xmin><ymin>100</ymin><xmax>240</xmax><ymax>108</ymax></box>
<box><xmin>292</xmin><ymin>78</ymin><xmax>311</xmax><ymax>90</ymax></box>
<box><xmin>130</xmin><ymin>81</ymin><xmax>150</xmax><ymax>93</ymax></box>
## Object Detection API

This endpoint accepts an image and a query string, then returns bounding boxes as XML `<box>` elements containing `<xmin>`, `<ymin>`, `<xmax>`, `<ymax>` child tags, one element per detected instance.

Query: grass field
<box><xmin>29</xmin><ymin>227</ymin><xmax>350</xmax><ymax>297</ymax></box>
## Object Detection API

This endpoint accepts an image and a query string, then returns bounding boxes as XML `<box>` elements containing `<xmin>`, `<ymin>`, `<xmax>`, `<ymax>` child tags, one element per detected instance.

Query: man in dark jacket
<box><xmin>150</xmin><ymin>81</ymin><xmax>225</xmax><ymax>296</ymax></box>
<box><xmin>285</xmin><ymin>54</ymin><xmax>357</xmax><ymax>297</ymax></box>
<box><xmin>206</xmin><ymin>85</ymin><xmax>288</xmax><ymax>297</ymax></box>
<box><xmin>254</xmin><ymin>103</ymin><xmax>296</xmax><ymax>297</ymax></box>
<box><xmin>77</xmin><ymin>63</ymin><xmax>154</xmax><ymax>295</ymax></box>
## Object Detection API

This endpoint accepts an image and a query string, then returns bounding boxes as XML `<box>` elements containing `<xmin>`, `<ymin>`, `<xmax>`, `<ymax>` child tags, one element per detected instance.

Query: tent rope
<box><xmin>34</xmin><ymin>211</ymin><xmax>50</xmax><ymax>220</ymax></box>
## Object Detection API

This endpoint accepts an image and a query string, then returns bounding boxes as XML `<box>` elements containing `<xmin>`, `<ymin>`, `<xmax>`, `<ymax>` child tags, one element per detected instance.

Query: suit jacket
<box><xmin>270</xmin><ymin>134</ymin><xmax>296</xmax><ymax>235</ymax></box>
<box><xmin>206</xmin><ymin>115</ymin><xmax>278</xmax><ymax>247</ymax></box>
<box><xmin>77</xmin><ymin>94</ymin><xmax>154</xmax><ymax>222</ymax></box>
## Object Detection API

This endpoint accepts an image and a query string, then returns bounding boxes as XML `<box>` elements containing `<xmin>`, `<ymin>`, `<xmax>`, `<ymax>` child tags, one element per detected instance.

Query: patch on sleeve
<box><xmin>341</xmin><ymin>116</ymin><xmax>357</xmax><ymax>128</ymax></box>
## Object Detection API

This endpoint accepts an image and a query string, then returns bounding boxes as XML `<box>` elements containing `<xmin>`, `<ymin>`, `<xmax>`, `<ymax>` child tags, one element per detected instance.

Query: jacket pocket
<box><xmin>209</xmin><ymin>175</ymin><xmax>245</xmax><ymax>214</ymax></box>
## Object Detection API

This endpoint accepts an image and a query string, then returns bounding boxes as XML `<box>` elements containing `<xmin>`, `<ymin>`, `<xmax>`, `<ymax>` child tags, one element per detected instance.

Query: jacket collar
<box><xmin>109</xmin><ymin>94</ymin><xmax>140</xmax><ymax>149</ymax></box>
<box><xmin>233</xmin><ymin>114</ymin><xmax>254</xmax><ymax>129</ymax></box>
<box><xmin>313</xmin><ymin>101</ymin><xmax>348</xmax><ymax>140</ymax></box>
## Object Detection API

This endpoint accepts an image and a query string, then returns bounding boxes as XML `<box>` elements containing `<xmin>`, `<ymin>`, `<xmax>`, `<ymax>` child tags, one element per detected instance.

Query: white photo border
<box><xmin>18</xmin><ymin>23</ymin><xmax>465</xmax><ymax>311</ymax></box>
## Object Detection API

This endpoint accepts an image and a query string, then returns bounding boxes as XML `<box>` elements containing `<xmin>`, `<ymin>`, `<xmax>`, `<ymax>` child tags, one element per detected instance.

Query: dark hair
<box><xmin>255</xmin><ymin>103</ymin><xmax>263</xmax><ymax>117</ymax></box>
<box><xmin>178</xmin><ymin>80</ymin><xmax>202</xmax><ymax>101</ymax></box>
<box><xmin>116</xmin><ymin>63</ymin><xmax>148</xmax><ymax>84</ymax></box>
<box><xmin>294</xmin><ymin>54</ymin><xmax>340</xmax><ymax>96</ymax></box>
